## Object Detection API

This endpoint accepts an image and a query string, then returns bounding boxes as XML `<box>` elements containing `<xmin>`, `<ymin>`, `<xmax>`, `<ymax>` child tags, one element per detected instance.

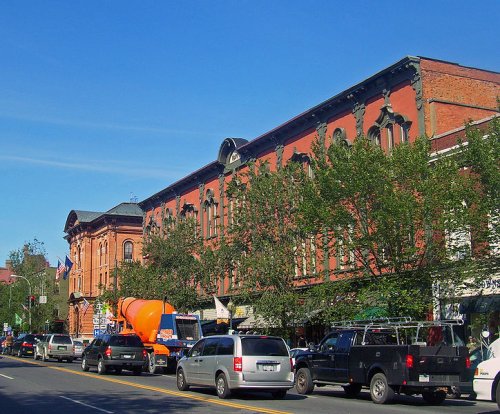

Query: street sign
<box><xmin>39</xmin><ymin>295</ymin><xmax>47</xmax><ymax>304</ymax></box>
<box><xmin>93</xmin><ymin>316</ymin><xmax>100</xmax><ymax>325</ymax></box>
<box><xmin>93</xmin><ymin>328</ymin><xmax>101</xmax><ymax>337</ymax></box>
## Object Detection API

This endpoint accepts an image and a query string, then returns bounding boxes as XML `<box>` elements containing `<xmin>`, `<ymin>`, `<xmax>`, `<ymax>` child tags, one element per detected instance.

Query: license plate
<box><xmin>122</xmin><ymin>354</ymin><xmax>132</xmax><ymax>359</ymax></box>
<box><xmin>26</xmin><ymin>350</ymin><xmax>33</xmax><ymax>353</ymax></box>
<box><xmin>58</xmin><ymin>346</ymin><xmax>66</xmax><ymax>350</ymax></box>
<box><xmin>419</xmin><ymin>374</ymin><xmax>430</xmax><ymax>382</ymax></box>
<box><xmin>261</xmin><ymin>365</ymin><xmax>276</xmax><ymax>372</ymax></box>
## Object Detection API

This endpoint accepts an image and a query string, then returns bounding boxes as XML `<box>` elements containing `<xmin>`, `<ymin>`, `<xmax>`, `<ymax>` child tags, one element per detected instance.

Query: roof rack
<box><xmin>328</xmin><ymin>318</ymin><xmax>465</xmax><ymax>346</ymax></box>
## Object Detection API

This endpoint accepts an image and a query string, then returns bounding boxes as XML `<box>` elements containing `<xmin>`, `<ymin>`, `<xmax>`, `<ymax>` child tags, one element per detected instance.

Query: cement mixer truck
<box><xmin>115</xmin><ymin>297</ymin><xmax>203</xmax><ymax>374</ymax></box>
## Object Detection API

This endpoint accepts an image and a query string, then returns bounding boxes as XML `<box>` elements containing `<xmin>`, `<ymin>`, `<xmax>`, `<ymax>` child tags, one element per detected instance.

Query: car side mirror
<box><xmin>308</xmin><ymin>342</ymin><xmax>316</xmax><ymax>351</ymax></box>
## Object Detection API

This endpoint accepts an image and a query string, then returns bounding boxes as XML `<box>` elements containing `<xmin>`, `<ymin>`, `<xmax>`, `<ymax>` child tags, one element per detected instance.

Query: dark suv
<box><xmin>81</xmin><ymin>334</ymin><xmax>147</xmax><ymax>375</ymax></box>
<box><xmin>12</xmin><ymin>334</ymin><xmax>43</xmax><ymax>357</ymax></box>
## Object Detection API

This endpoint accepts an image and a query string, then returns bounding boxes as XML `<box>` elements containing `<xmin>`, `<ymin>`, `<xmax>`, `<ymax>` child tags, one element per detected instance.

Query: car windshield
<box><xmin>109</xmin><ymin>335</ymin><xmax>143</xmax><ymax>347</ymax></box>
<box><xmin>241</xmin><ymin>337</ymin><xmax>288</xmax><ymax>356</ymax></box>
<box><xmin>74</xmin><ymin>341</ymin><xmax>83</xmax><ymax>346</ymax></box>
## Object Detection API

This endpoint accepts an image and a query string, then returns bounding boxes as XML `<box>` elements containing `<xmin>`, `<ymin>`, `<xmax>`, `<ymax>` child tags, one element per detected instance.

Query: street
<box><xmin>0</xmin><ymin>355</ymin><xmax>497</xmax><ymax>414</ymax></box>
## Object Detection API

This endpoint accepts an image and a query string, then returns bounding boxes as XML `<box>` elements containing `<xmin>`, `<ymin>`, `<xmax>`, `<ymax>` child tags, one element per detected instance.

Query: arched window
<box><xmin>98</xmin><ymin>243</ymin><xmax>102</xmax><ymax>266</ymax></box>
<box><xmin>368</xmin><ymin>105</ymin><xmax>412</xmax><ymax>149</ymax></box>
<box><xmin>123</xmin><ymin>241</ymin><xmax>133</xmax><ymax>262</ymax></box>
<box><xmin>104</xmin><ymin>241</ymin><xmax>108</xmax><ymax>265</ymax></box>
<box><xmin>204</xmin><ymin>190</ymin><xmax>218</xmax><ymax>239</ymax></box>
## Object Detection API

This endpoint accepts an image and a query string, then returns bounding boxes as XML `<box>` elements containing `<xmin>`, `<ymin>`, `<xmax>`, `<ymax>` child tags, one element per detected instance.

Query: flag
<box><xmin>14</xmin><ymin>313</ymin><xmax>22</xmax><ymax>325</ymax></box>
<box><xmin>55</xmin><ymin>260</ymin><xmax>65</xmax><ymax>280</ymax></box>
<box><xmin>82</xmin><ymin>297</ymin><xmax>90</xmax><ymax>315</ymax></box>
<box><xmin>63</xmin><ymin>255</ymin><xmax>73</xmax><ymax>280</ymax></box>
<box><xmin>214</xmin><ymin>295</ymin><xmax>230</xmax><ymax>320</ymax></box>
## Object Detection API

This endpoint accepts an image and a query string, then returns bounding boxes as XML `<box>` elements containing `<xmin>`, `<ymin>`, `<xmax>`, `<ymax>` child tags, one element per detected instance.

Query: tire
<box><xmin>343</xmin><ymin>383</ymin><xmax>362</xmax><ymax>397</ymax></box>
<box><xmin>369</xmin><ymin>373</ymin><xmax>394</xmax><ymax>404</ymax></box>
<box><xmin>132</xmin><ymin>367</ymin><xmax>142</xmax><ymax>376</ymax></box>
<box><xmin>216</xmin><ymin>373</ymin><xmax>231</xmax><ymax>399</ymax></box>
<box><xmin>67</xmin><ymin>358</ymin><xmax>74</xmax><ymax>363</ymax></box>
<box><xmin>81</xmin><ymin>356</ymin><xmax>89</xmax><ymax>372</ymax></box>
<box><xmin>148</xmin><ymin>353</ymin><xmax>161</xmax><ymax>374</ymax></box>
<box><xmin>97</xmin><ymin>358</ymin><xmax>107</xmax><ymax>375</ymax></box>
<box><xmin>176</xmin><ymin>368</ymin><xmax>190</xmax><ymax>391</ymax></box>
<box><xmin>271</xmin><ymin>389</ymin><xmax>287</xmax><ymax>399</ymax></box>
<box><xmin>114</xmin><ymin>367</ymin><xmax>122</xmax><ymax>374</ymax></box>
<box><xmin>295</xmin><ymin>368</ymin><xmax>314</xmax><ymax>395</ymax></box>
<box><xmin>422</xmin><ymin>391</ymin><xmax>446</xmax><ymax>405</ymax></box>
<box><xmin>496</xmin><ymin>381</ymin><xmax>500</xmax><ymax>410</ymax></box>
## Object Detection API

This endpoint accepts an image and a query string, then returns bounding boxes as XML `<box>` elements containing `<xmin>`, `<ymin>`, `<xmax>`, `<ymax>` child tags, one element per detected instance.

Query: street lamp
<box><xmin>11</xmin><ymin>275</ymin><xmax>32</xmax><ymax>332</ymax></box>
<box><xmin>227</xmin><ymin>300</ymin><xmax>234</xmax><ymax>334</ymax></box>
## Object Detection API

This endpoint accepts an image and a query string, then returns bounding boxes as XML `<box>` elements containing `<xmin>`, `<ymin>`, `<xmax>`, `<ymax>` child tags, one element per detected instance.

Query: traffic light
<box><xmin>25</xmin><ymin>296</ymin><xmax>30</xmax><ymax>308</ymax></box>
<box><xmin>30</xmin><ymin>296</ymin><xmax>36</xmax><ymax>307</ymax></box>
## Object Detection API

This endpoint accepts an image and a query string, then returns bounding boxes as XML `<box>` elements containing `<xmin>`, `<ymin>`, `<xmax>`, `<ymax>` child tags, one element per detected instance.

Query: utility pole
<box><xmin>11</xmin><ymin>275</ymin><xmax>32</xmax><ymax>331</ymax></box>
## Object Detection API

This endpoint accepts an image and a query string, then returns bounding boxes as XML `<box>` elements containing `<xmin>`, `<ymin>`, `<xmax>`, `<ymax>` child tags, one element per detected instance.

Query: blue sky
<box><xmin>0</xmin><ymin>1</ymin><xmax>498</xmax><ymax>267</ymax></box>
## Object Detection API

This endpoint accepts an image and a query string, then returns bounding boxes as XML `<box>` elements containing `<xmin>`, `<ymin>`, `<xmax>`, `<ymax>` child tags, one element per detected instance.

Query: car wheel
<box><xmin>422</xmin><ymin>391</ymin><xmax>447</xmax><ymax>405</ymax></box>
<box><xmin>216</xmin><ymin>373</ymin><xmax>231</xmax><ymax>399</ymax></box>
<box><xmin>176</xmin><ymin>368</ymin><xmax>190</xmax><ymax>391</ymax></box>
<box><xmin>271</xmin><ymin>389</ymin><xmax>287</xmax><ymax>399</ymax></box>
<box><xmin>343</xmin><ymin>383</ymin><xmax>362</xmax><ymax>397</ymax></box>
<box><xmin>81</xmin><ymin>356</ymin><xmax>89</xmax><ymax>372</ymax></box>
<box><xmin>67</xmin><ymin>358</ymin><xmax>73</xmax><ymax>363</ymax></box>
<box><xmin>148</xmin><ymin>353</ymin><xmax>161</xmax><ymax>374</ymax></box>
<box><xmin>295</xmin><ymin>368</ymin><xmax>314</xmax><ymax>394</ymax></box>
<box><xmin>370</xmin><ymin>373</ymin><xmax>394</xmax><ymax>404</ymax></box>
<box><xmin>97</xmin><ymin>358</ymin><xmax>107</xmax><ymax>375</ymax></box>
<box><xmin>496</xmin><ymin>381</ymin><xmax>500</xmax><ymax>410</ymax></box>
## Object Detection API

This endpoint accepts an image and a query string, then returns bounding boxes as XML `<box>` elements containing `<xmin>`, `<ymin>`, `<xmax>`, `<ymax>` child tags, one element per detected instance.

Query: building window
<box><xmin>104</xmin><ymin>241</ymin><xmax>108</xmax><ymax>265</ymax></box>
<box><xmin>77</xmin><ymin>245</ymin><xmax>81</xmax><ymax>268</ymax></box>
<box><xmin>387</xmin><ymin>124</ymin><xmax>394</xmax><ymax>151</ymax></box>
<box><xmin>124</xmin><ymin>241</ymin><xmax>133</xmax><ymax>262</ymax></box>
<box><xmin>204</xmin><ymin>190</ymin><xmax>218</xmax><ymax>239</ymax></box>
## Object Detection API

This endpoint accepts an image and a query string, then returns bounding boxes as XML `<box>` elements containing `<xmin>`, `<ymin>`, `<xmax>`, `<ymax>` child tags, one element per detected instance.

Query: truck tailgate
<box><xmin>409</xmin><ymin>345</ymin><xmax>468</xmax><ymax>375</ymax></box>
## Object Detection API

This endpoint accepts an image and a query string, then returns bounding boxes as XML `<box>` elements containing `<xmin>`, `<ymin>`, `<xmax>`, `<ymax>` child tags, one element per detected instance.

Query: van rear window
<box><xmin>241</xmin><ymin>337</ymin><xmax>288</xmax><ymax>356</ymax></box>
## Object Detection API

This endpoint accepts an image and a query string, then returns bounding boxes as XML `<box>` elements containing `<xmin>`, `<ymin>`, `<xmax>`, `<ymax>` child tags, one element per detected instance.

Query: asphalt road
<box><xmin>0</xmin><ymin>354</ymin><xmax>498</xmax><ymax>414</ymax></box>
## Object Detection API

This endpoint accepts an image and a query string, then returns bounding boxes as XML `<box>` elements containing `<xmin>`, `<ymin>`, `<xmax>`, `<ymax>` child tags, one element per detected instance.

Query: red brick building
<box><xmin>139</xmin><ymin>56</ymin><xmax>499</xmax><ymax>310</ymax></box>
<box><xmin>63</xmin><ymin>203</ymin><xmax>143</xmax><ymax>340</ymax></box>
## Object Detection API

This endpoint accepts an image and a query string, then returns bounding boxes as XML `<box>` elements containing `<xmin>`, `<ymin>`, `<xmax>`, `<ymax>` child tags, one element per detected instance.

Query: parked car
<box><xmin>81</xmin><ymin>334</ymin><xmax>147</xmax><ymax>375</ymax></box>
<box><xmin>176</xmin><ymin>334</ymin><xmax>294</xmax><ymax>399</ymax></box>
<box><xmin>473</xmin><ymin>338</ymin><xmax>500</xmax><ymax>406</ymax></box>
<box><xmin>34</xmin><ymin>334</ymin><xmax>74</xmax><ymax>362</ymax></box>
<box><xmin>73</xmin><ymin>340</ymin><xmax>84</xmax><ymax>359</ymax></box>
<box><xmin>12</xmin><ymin>334</ymin><xmax>43</xmax><ymax>357</ymax></box>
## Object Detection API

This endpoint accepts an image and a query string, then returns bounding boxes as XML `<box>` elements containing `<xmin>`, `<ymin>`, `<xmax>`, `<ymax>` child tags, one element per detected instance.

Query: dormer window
<box><xmin>229</xmin><ymin>151</ymin><xmax>240</xmax><ymax>164</ymax></box>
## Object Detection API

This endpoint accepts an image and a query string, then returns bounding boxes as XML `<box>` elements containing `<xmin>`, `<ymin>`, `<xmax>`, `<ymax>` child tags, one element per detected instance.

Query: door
<box><xmin>332</xmin><ymin>331</ymin><xmax>355</xmax><ymax>382</ymax></box>
<box><xmin>184</xmin><ymin>339</ymin><xmax>205</xmax><ymax>384</ymax></box>
<box><xmin>314</xmin><ymin>332</ymin><xmax>339</xmax><ymax>381</ymax></box>
<box><xmin>197</xmin><ymin>337</ymin><xmax>219</xmax><ymax>385</ymax></box>
<box><xmin>86</xmin><ymin>338</ymin><xmax>101</xmax><ymax>365</ymax></box>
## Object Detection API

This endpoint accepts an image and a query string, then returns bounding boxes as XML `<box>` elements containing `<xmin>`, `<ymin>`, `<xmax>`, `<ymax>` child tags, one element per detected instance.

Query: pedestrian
<box><xmin>4</xmin><ymin>333</ymin><xmax>14</xmax><ymax>355</ymax></box>
<box><xmin>297</xmin><ymin>335</ymin><xmax>307</xmax><ymax>348</ymax></box>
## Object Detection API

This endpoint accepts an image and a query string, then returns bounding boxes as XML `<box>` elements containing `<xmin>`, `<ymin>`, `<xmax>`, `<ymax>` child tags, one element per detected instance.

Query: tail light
<box><xmin>474</xmin><ymin>367</ymin><xmax>479</xmax><ymax>376</ymax></box>
<box><xmin>73</xmin><ymin>345</ymin><xmax>76</xmax><ymax>353</ymax></box>
<box><xmin>406</xmin><ymin>354</ymin><xmax>414</xmax><ymax>368</ymax></box>
<box><xmin>22</xmin><ymin>342</ymin><xmax>32</xmax><ymax>347</ymax></box>
<box><xmin>233</xmin><ymin>357</ymin><xmax>242</xmax><ymax>372</ymax></box>
<box><xmin>466</xmin><ymin>356</ymin><xmax>471</xmax><ymax>369</ymax></box>
<box><xmin>48</xmin><ymin>344</ymin><xmax>52</xmax><ymax>351</ymax></box>
<box><xmin>142</xmin><ymin>349</ymin><xmax>147</xmax><ymax>358</ymax></box>
<box><xmin>290</xmin><ymin>358</ymin><xmax>294</xmax><ymax>372</ymax></box>
<box><xmin>104</xmin><ymin>346</ymin><xmax>112</xmax><ymax>357</ymax></box>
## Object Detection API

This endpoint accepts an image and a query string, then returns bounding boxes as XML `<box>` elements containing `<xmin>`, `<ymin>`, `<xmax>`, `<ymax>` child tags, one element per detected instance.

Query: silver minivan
<box><xmin>176</xmin><ymin>334</ymin><xmax>294</xmax><ymax>399</ymax></box>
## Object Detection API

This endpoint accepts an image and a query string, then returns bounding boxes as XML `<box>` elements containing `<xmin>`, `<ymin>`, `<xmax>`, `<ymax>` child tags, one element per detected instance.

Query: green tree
<box><xmin>225</xmin><ymin>161</ymin><xmax>310</xmax><ymax>336</ymax></box>
<box><xmin>1</xmin><ymin>239</ymin><xmax>57</xmax><ymax>333</ymax></box>
<box><xmin>302</xmin><ymin>130</ymin><xmax>492</xmax><ymax>319</ymax></box>
<box><xmin>109</xmin><ymin>218</ymin><xmax>205</xmax><ymax>313</ymax></box>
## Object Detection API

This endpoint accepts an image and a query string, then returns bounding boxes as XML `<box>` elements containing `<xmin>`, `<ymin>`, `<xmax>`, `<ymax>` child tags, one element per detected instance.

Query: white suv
<box><xmin>34</xmin><ymin>334</ymin><xmax>75</xmax><ymax>363</ymax></box>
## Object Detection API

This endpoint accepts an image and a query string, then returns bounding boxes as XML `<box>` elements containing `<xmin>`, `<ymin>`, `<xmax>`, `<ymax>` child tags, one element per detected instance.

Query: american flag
<box><xmin>55</xmin><ymin>260</ymin><xmax>65</xmax><ymax>280</ymax></box>
<box><xmin>82</xmin><ymin>298</ymin><xmax>90</xmax><ymax>315</ymax></box>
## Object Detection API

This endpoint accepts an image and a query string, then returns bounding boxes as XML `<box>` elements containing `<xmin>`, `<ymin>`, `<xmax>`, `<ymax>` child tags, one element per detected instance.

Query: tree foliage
<box><xmin>0</xmin><ymin>239</ymin><xmax>57</xmax><ymax>333</ymax></box>
<box><xmin>225</xmin><ymin>161</ymin><xmax>310</xmax><ymax>334</ymax></box>
<box><xmin>301</xmin><ymin>127</ymin><xmax>495</xmax><ymax>319</ymax></box>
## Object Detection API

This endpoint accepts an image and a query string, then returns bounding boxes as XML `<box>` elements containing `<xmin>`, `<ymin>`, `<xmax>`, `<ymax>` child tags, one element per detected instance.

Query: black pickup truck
<box><xmin>294</xmin><ymin>321</ymin><xmax>470</xmax><ymax>404</ymax></box>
